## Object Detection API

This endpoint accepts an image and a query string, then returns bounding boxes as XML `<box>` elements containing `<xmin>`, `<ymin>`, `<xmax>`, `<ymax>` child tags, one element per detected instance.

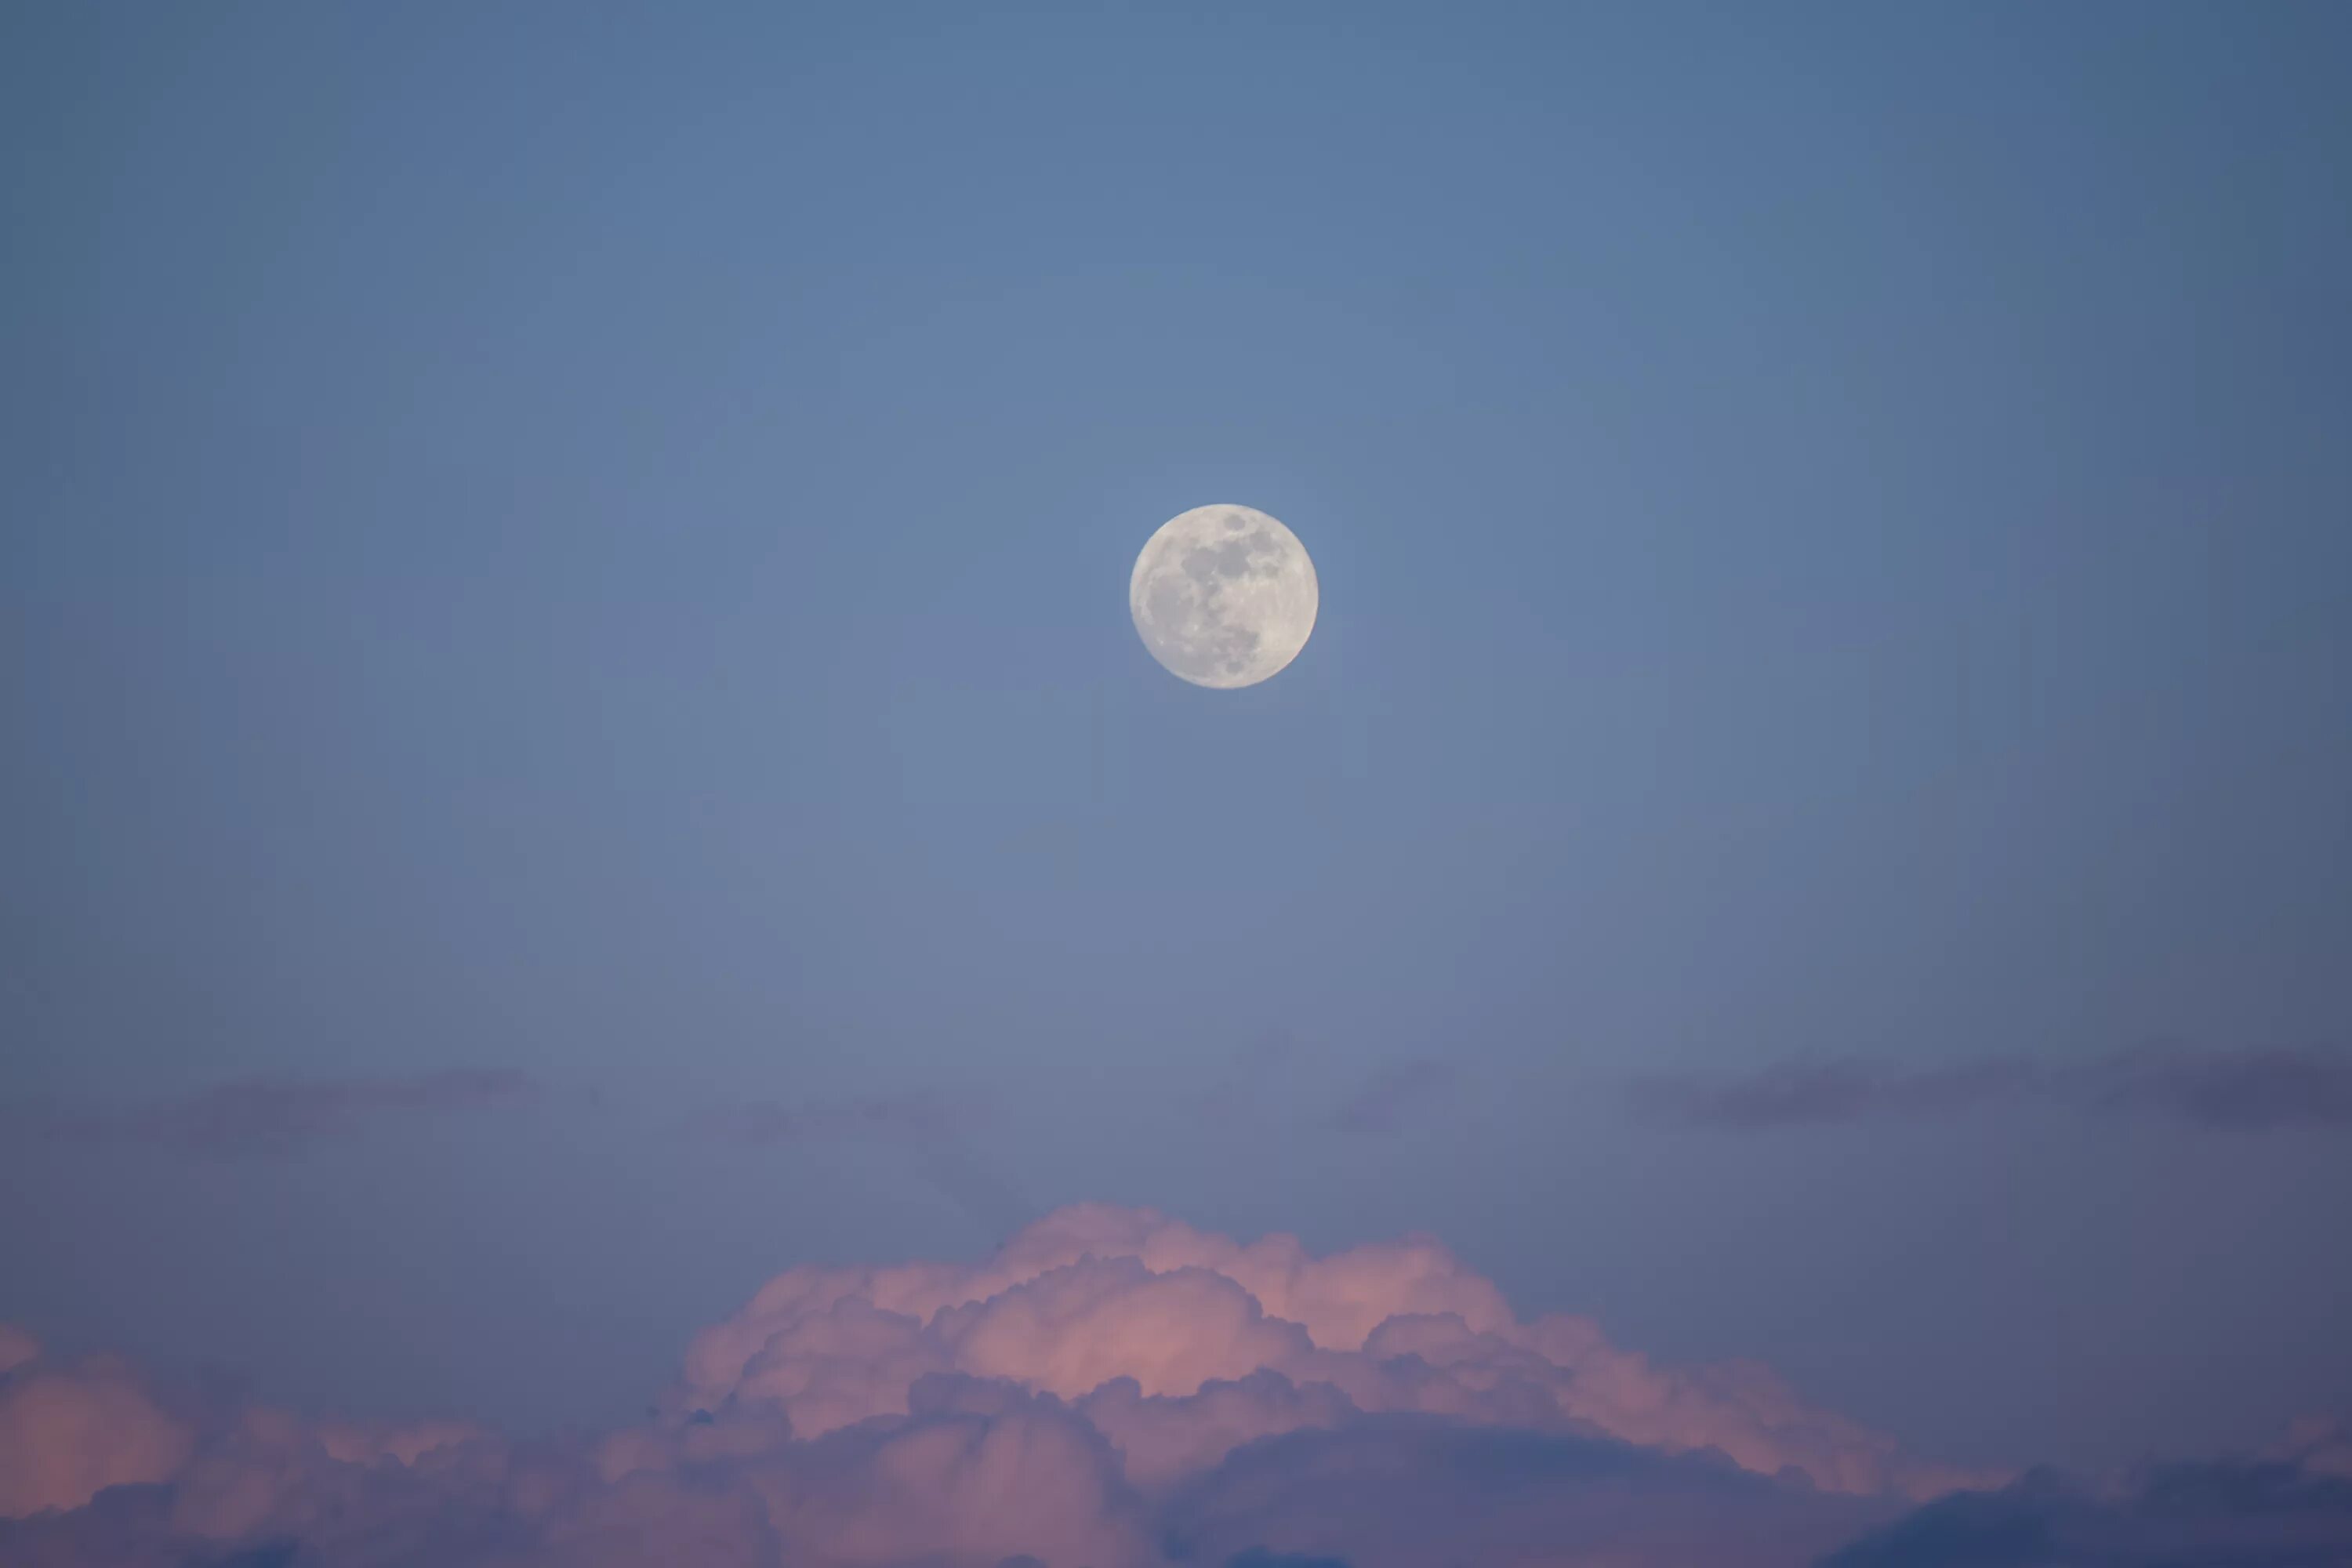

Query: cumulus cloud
<box><xmin>5</xmin><ymin>1070</ymin><xmax>549</xmax><ymax>1158</ymax></box>
<box><xmin>1632</xmin><ymin>1046</ymin><xmax>2352</xmax><ymax>1132</ymax></box>
<box><xmin>0</xmin><ymin>1204</ymin><xmax>2053</xmax><ymax>1566</ymax></box>
<box><xmin>670</xmin><ymin>1200</ymin><xmax>1933</xmax><ymax>1492</ymax></box>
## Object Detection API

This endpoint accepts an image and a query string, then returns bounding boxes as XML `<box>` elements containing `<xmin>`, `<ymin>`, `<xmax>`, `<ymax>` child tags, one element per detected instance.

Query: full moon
<box><xmin>1129</xmin><ymin>505</ymin><xmax>1319</xmax><ymax>688</ymax></box>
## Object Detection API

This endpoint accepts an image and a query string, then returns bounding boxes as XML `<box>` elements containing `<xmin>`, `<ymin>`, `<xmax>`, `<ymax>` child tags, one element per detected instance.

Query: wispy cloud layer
<box><xmin>1631</xmin><ymin>1047</ymin><xmax>2352</xmax><ymax>1133</ymax></box>
<box><xmin>5</xmin><ymin>1070</ymin><xmax>550</xmax><ymax>1158</ymax></box>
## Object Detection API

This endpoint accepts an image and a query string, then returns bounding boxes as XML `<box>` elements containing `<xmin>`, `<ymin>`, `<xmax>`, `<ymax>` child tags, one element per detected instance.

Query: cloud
<box><xmin>1822</xmin><ymin>1438</ymin><xmax>2352</xmax><ymax>1567</ymax></box>
<box><xmin>5</xmin><ymin>1070</ymin><xmax>549</xmax><ymax>1159</ymax></box>
<box><xmin>0</xmin><ymin>1351</ymin><xmax>194</xmax><ymax>1517</ymax></box>
<box><xmin>0</xmin><ymin>1204</ymin><xmax>2023</xmax><ymax>1566</ymax></box>
<box><xmin>2271</xmin><ymin>1415</ymin><xmax>2352</xmax><ymax>1480</ymax></box>
<box><xmin>1159</xmin><ymin>1417</ymin><xmax>1893</xmax><ymax>1568</ymax></box>
<box><xmin>1630</xmin><ymin>1059</ymin><xmax>2031</xmax><ymax>1129</ymax></box>
<box><xmin>2075</xmin><ymin>1045</ymin><xmax>2352</xmax><ymax>1131</ymax></box>
<box><xmin>1632</xmin><ymin>1046</ymin><xmax>2352</xmax><ymax>1133</ymax></box>
<box><xmin>0</xmin><ymin>1327</ymin><xmax>39</xmax><ymax>1377</ymax></box>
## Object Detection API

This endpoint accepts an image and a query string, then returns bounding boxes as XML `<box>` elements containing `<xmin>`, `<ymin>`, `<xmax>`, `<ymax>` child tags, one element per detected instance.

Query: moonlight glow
<box><xmin>1128</xmin><ymin>505</ymin><xmax>1319</xmax><ymax>688</ymax></box>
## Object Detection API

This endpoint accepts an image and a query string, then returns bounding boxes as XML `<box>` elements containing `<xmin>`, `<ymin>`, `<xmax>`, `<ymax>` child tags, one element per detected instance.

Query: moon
<box><xmin>1129</xmin><ymin>505</ymin><xmax>1319</xmax><ymax>688</ymax></box>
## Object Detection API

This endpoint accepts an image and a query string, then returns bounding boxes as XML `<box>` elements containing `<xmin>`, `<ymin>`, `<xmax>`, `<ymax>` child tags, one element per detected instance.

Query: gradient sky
<box><xmin>5</xmin><ymin>0</ymin><xmax>2349</xmax><ymax>1494</ymax></box>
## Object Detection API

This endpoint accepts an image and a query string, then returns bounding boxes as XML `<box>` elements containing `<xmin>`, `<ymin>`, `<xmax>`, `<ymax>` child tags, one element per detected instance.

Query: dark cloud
<box><xmin>1824</xmin><ymin>1453</ymin><xmax>2352</xmax><ymax>1567</ymax></box>
<box><xmin>1158</xmin><ymin>1417</ymin><xmax>1890</xmax><ymax>1568</ymax></box>
<box><xmin>0</xmin><ymin>1483</ymin><xmax>183</xmax><ymax>1568</ymax></box>
<box><xmin>2075</xmin><ymin>1046</ymin><xmax>2352</xmax><ymax>1131</ymax></box>
<box><xmin>1632</xmin><ymin>1047</ymin><xmax>2352</xmax><ymax>1133</ymax></box>
<box><xmin>1628</xmin><ymin>1060</ymin><xmax>2031</xmax><ymax>1130</ymax></box>
<box><xmin>207</xmin><ymin>1548</ymin><xmax>299</xmax><ymax>1568</ymax></box>
<box><xmin>3</xmin><ymin>1070</ymin><xmax>548</xmax><ymax>1159</ymax></box>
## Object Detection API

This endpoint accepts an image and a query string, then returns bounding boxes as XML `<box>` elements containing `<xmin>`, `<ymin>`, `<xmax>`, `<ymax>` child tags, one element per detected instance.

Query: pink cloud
<box><xmin>0</xmin><ymin>1207</ymin><xmax>2034</xmax><ymax>1566</ymax></box>
<box><xmin>0</xmin><ymin>1349</ymin><xmax>193</xmax><ymax>1517</ymax></box>
<box><xmin>671</xmin><ymin>1203</ymin><xmax>1978</xmax><ymax>1500</ymax></box>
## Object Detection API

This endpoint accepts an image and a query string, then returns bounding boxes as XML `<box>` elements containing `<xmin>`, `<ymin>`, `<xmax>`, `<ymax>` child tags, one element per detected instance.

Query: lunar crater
<box><xmin>1129</xmin><ymin>505</ymin><xmax>1318</xmax><ymax>688</ymax></box>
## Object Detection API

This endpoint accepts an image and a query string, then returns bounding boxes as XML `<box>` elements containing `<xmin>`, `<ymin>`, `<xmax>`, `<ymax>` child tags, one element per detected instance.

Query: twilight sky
<box><xmin>3</xmin><ymin>5</ymin><xmax>2350</xmax><ymax>1563</ymax></box>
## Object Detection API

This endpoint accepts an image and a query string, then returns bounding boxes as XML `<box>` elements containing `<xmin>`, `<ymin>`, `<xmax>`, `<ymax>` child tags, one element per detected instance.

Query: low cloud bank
<box><xmin>2</xmin><ymin>1206</ymin><xmax>2344</xmax><ymax>1566</ymax></box>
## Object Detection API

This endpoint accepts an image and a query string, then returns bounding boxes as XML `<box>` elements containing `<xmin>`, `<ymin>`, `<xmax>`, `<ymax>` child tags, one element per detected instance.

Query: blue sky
<box><xmin>4</xmin><ymin>0</ymin><xmax>2349</xmax><ymax>1501</ymax></box>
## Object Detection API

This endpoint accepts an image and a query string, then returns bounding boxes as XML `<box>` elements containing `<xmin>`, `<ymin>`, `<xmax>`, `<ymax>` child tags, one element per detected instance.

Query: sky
<box><xmin>3</xmin><ymin>4</ymin><xmax>2350</xmax><ymax>1564</ymax></box>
